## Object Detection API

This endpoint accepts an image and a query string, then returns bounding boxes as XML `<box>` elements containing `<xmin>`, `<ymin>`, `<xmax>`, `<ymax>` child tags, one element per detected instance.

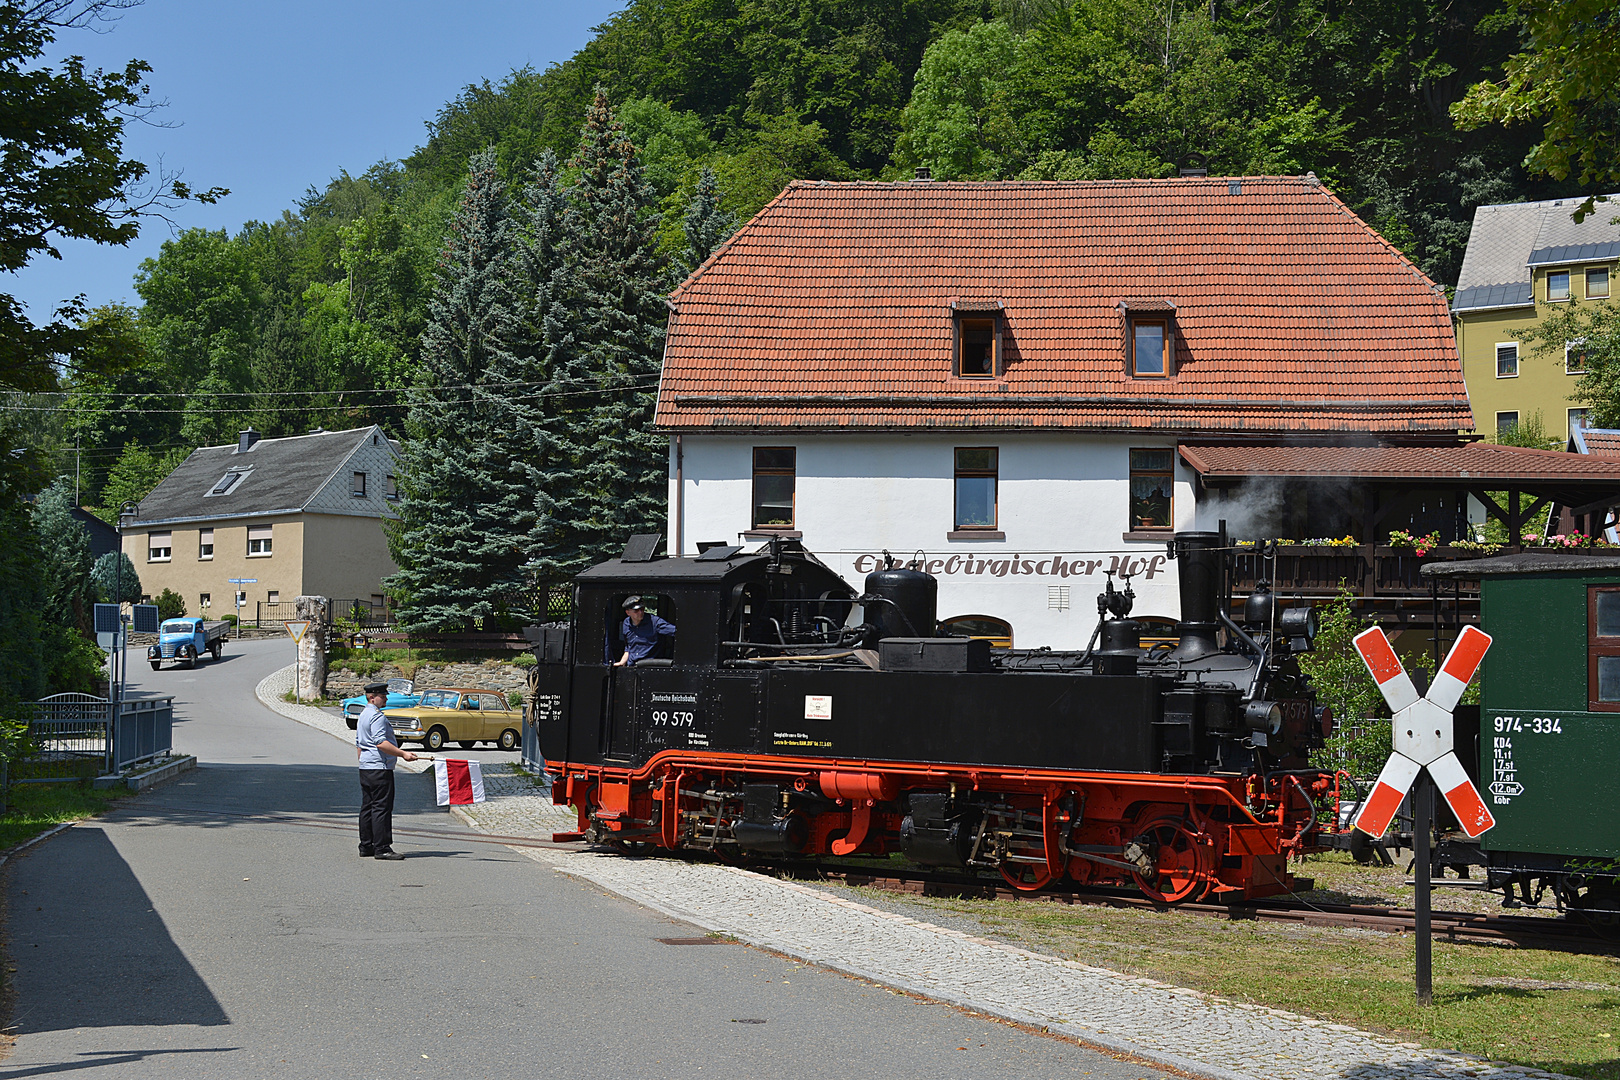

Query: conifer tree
<box><xmin>531</xmin><ymin>89</ymin><xmax>670</xmax><ymax>583</ymax></box>
<box><xmin>681</xmin><ymin>167</ymin><xmax>737</xmax><ymax>274</ymax></box>
<box><xmin>386</xmin><ymin>150</ymin><xmax>533</xmax><ymax>630</ymax></box>
<box><xmin>31</xmin><ymin>476</ymin><xmax>94</xmax><ymax>633</ymax></box>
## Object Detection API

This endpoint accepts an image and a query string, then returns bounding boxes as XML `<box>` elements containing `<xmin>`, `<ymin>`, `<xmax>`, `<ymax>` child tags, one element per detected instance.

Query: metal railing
<box><xmin>12</xmin><ymin>693</ymin><xmax>174</xmax><ymax>782</ymax></box>
<box><xmin>252</xmin><ymin>598</ymin><xmax>394</xmax><ymax>630</ymax></box>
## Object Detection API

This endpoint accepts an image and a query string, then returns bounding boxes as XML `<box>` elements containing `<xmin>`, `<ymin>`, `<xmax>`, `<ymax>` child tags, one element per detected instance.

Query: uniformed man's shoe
<box><xmin>358</xmin><ymin>848</ymin><xmax>375</xmax><ymax>858</ymax></box>
<box><xmin>374</xmin><ymin>850</ymin><xmax>405</xmax><ymax>861</ymax></box>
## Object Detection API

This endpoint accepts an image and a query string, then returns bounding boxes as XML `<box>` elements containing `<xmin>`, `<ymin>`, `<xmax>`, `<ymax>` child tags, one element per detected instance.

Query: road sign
<box><xmin>285</xmin><ymin>620</ymin><xmax>311</xmax><ymax>643</ymax></box>
<box><xmin>1352</xmin><ymin>624</ymin><xmax>1496</xmax><ymax>839</ymax></box>
<box><xmin>227</xmin><ymin>578</ymin><xmax>258</xmax><ymax>584</ymax></box>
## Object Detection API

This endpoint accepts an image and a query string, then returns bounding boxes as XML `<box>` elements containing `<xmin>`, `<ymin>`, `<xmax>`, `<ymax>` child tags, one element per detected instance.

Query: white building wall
<box><xmin>668</xmin><ymin>433</ymin><xmax>1199</xmax><ymax>650</ymax></box>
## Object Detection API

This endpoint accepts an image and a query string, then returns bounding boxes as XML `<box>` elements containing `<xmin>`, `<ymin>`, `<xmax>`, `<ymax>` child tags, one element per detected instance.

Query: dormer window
<box><xmin>951</xmin><ymin>301</ymin><xmax>1003</xmax><ymax>378</ymax></box>
<box><xmin>1121</xmin><ymin>299</ymin><xmax>1176</xmax><ymax>378</ymax></box>
<box><xmin>207</xmin><ymin>468</ymin><xmax>249</xmax><ymax>496</ymax></box>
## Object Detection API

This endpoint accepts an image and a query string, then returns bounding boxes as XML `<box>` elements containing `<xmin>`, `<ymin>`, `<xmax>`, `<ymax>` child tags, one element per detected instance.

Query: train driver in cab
<box><xmin>612</xmin><ymin>596</ymin><xmax>676</xmax><ymax>666</ymax></box>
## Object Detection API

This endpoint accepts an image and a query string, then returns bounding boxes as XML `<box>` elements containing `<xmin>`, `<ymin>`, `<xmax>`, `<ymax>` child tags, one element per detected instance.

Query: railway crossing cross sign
<box><xmin>1351</xmin><ymin>624</ymin><xmax>1496</xmax><ymax>839</ymax></box>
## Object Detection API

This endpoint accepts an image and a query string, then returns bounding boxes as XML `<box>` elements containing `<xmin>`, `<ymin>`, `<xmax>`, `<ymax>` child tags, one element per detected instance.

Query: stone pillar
<box><xmin>294</xmin><ymin>595</ymin><xmax>329</xmax><ymax>701</ymax></box>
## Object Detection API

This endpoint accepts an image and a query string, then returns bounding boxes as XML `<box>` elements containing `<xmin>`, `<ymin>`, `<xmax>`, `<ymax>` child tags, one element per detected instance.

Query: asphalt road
<box><xmin>2</xmin><ymin>639</ymin><xmax>1167</xmax><ymax>1079</ymax></box>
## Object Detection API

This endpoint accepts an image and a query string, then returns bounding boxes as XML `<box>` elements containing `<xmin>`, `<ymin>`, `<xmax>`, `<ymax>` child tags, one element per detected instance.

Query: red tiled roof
<box><xmin>657</xmin><ymin>177</ymin><xmax>1471</xmax><ymax>434</ymax></box>
<box><xmin>1179</xmin><ymin>443</ymin><xmax>1620</xmax><ymax>483</ymax></box>
<box><xmin>1578</xmin><ymin>430</ymin><xmax>1620</xmax><ymax>457</ymax></box>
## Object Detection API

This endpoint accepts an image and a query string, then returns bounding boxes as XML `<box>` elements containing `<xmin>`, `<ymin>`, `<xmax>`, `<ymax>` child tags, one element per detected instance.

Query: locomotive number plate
<box><xmin>804</xmin><ymin>695</ymin><xmax>832</xmax><ymax>721</ymax></box>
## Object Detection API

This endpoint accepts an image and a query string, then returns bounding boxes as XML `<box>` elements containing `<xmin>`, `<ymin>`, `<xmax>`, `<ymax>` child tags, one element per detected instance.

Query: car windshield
<box><xmin>161</xmin><ymin>620</ymin><xmax>192</xmax><ymax>634</ymax></box>
<box><xmin>419</xmin><ymin>691</ymin><xmax>457</xmax><ymax>709</ymax></box>
<box><xmin>387</xmin><ymin>678</ymin><xmax>413</xmax><ymax>694</ymax></box>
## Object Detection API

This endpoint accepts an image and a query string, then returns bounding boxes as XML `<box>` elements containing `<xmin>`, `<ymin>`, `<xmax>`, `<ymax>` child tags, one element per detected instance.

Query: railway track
<box><xmin>114</xmin><ymin>802</ymin><xmax>1615</xmax><ymax>953</ymax></box>
<box><xmin>756</xmin><ymin>862</ymin><xmax>1619</xmax><ymax>954</ymax></box>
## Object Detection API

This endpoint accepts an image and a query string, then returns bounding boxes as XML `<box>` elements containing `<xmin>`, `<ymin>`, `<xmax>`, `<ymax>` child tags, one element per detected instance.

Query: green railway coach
<box><xmin>1423</xmin><ymin>553</ymin><xmax>1620</xmax><ymax>919</ymax></box>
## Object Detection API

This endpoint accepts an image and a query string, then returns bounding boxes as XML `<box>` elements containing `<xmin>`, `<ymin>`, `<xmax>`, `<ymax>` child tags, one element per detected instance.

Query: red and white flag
<box><xmin>434</xmin><ymin>758</ymin><xmax>485</xmax><ymax>806</ymax></box>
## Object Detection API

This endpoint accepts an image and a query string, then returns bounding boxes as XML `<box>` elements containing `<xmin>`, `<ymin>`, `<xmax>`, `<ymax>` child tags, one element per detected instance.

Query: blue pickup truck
<box><xmin>148</xmin><ymin>618</ymin><xmax>229</xmax><ymax>670</ymax></box>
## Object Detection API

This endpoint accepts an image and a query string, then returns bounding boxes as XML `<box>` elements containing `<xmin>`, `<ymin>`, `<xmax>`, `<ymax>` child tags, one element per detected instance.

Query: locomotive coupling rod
<box><xmin>1064</xmin><ymin>849</ymin><xmax>1149</xmax><ymax>875</ymax></box>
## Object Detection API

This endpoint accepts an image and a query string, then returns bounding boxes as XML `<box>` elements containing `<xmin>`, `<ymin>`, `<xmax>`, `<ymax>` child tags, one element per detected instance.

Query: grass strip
<box><xmin>833</xmin><ymin>855</ymin><xmax>1620</xmax><ymax>1079</ymax></box>
<box><xmin>0</xmin><ymin>783</ymin><xmax>130</xmax><ymax>852</ymax></box>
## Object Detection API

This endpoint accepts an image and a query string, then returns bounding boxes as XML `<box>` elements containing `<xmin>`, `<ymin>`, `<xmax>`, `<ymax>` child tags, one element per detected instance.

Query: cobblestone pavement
<box><xmin>252</xmin><ymin>666</ymin><xmax>1574</xmax><ymax>1080</ymax></box>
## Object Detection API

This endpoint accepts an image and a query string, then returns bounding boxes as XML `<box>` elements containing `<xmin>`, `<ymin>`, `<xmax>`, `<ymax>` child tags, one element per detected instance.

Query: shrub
<box><xmin>155</xmin><ymin>588</ymin><xmax>187</xmax><ymax>620</ymax></box>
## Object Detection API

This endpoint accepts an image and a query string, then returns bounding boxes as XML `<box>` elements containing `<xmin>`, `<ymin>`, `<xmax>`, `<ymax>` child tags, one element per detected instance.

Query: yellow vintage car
<box><xmin>384</xmin><ymin>687</ymin><xmax>522</xmax><ymax>752</ymax></box>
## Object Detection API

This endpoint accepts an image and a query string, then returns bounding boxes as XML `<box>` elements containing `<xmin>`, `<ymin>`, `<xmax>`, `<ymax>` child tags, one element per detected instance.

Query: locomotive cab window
<box><xmin>605</xmin><ymin>594</ymin><xmax>679</xmax><ymax>666</ymax></box>
<box><xmin>1589</xmin><ymin>586</ymin><xmax>1620</xmax><ymax>710</ymax></box>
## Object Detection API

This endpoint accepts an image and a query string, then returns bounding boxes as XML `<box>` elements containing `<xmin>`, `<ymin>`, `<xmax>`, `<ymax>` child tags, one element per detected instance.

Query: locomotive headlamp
<box><xmin>1244</xmin><ymin>700</ymin><xmax>1283</xmax><ymax>735</ymax></box>
<box><xmin>1279</xmin><ymin>605</ymin><xmax>1318</xmax><ymax>651</ymax></box>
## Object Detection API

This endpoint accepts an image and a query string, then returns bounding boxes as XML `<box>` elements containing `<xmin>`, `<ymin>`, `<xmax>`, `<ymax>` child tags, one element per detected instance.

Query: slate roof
<box><xmin>129</xmin><ymin>427</ymin><xmax>394</xmax><ymax>527</ymax></box>
<box><xmin>1454</xmin><ymin>195</ymin><xmax>1620</xmax><ymax>313</ymax></box>
<box><xmin>658</xmin><ymin>177</ymin><xmax>1469</xmax><ymax>435</ymax></box>
<box><xmin>1178</xmin><ymin>442</ymin><xmax>1620</xmax><ymax>482</ymax></box>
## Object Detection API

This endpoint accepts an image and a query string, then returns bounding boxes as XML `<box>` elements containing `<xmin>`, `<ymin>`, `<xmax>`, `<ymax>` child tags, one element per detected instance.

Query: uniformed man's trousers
<box><xmin>358</xmin><ymin>768</ymin><xmax>396</xmax><ymax>853</ymax></box>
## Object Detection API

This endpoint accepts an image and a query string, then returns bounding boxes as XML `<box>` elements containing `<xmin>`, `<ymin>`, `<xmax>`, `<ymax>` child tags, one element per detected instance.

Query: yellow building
<box><xmin>120</xmin><ymin>426</ymin><xmax>402</xmax><ymax>623</ymax></box>
<box><xmin>1454</xmin><ymin>196</ymin><xmax>1620</xmax><ymax>443</ymax></box>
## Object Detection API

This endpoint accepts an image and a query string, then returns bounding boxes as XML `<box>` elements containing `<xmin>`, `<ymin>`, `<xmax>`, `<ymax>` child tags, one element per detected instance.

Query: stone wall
<box><xmin>326</xmin><ymin>659</ymin><xmax>531</xmax><ymax>702</ymax></box>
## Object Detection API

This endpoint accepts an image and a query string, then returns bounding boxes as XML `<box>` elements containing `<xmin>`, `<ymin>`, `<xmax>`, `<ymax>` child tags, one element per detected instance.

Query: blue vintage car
<box><xmin>341</xmin><ymin>678</ymin><xmax>419</xmax><ymax>729</ymax></box>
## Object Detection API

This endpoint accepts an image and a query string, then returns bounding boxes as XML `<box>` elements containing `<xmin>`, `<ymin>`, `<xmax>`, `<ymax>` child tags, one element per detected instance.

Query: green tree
<box><xmin>30</xmin><ymin>476</ymin><xmax>94</xmax><ymax>633</ymax></box>
<box><xmin>1300</xmin><ymin>588</ymin><xmax>1387</xmax><ymax>774</ymax></box>
<box><xmin>681</xmin><ymin>166</ymin><xmax>737</xmax><ymax>273</ymax></box>
<box><xmin>1451</xmin><ymin>0</ymin><xmax>1620</xmax><ymax>222</ymax></box>
<box><xmin>91</xmin><ymin>442</ymin><xmax>186</xmax><ymax>524</ymax></box>
<box><xmin>0</xmin><ymin>1</ymin><xmax>225</xmax><ymax>394</ymax></box>
<box><xmin>90</xmin><ymin>550</ymin><xmax>141</xmax><ymax>604</ymax></box>
<box><xmin>386</xmin><ymin>149</ymin><xmax>533</xmax><ymax>630</ymax></box>
<box><xmin>532</xmin><ymin>90</ymin><xmax>671</xmax><ymax>585</ymax></box>
<box><xmin>896</xmin><ymin>21</ymin><xmax>1024</xmax><ymax>179</ymax></box>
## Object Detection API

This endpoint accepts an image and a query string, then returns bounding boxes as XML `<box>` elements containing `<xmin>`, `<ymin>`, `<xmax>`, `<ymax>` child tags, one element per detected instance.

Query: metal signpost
<box><xmin>1352</xmin><ymin>624</ymin><xmax>1495</xmax><ymax>1006</ymax></box>
<box><xmin>228</xmin><ymin>578</ymin><xmax>258</xmax><ymax>638</ymax></box>
<box><xmin>285</xmin><ymin>620</ymin><xmax>311</xmax><ymax>702</ymax></box>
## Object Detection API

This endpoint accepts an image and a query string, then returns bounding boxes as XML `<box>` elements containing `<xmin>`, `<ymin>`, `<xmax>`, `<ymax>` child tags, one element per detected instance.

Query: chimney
<box><xmin>237</xmin><ymin>428</ymin><xmax>261</xmax><ymax>453</ymax></box>
<box><xmin>914</xmin><ymin>166</ymin><xmax>932</xmax><ymax>181</ymax></box>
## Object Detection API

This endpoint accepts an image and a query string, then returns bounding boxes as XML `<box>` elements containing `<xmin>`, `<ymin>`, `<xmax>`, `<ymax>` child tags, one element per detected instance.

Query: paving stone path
<box><xmin>256</xmin><ymin>666</ymin><xmax>1574</xmax><ymax>1080</ymax></box>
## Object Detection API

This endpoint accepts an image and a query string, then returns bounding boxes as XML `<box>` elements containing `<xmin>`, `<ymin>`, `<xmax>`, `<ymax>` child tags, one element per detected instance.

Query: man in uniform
<box><xmin>611</xmin><ymin>596</ymin><xmax>676</xmax><ymax>666</ymax></box>
<box><xmin>355</xmin><ymin>680</ymin><xmax>419</xmax><ymax>860</ymax></box>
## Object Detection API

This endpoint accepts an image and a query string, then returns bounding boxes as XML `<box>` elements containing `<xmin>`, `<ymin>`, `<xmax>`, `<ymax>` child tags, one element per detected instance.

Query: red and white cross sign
<box><xmin>1351</xmin><ymin>625</ymin><xmax>1496</xmax><ymax>839</ymax></box>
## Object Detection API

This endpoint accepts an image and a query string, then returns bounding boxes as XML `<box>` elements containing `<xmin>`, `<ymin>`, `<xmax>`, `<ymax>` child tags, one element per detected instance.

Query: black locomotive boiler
<box><xmin>529</xmin><ymin>531</ymin><xmax>1341</xmax><ymax>901</ymax></box>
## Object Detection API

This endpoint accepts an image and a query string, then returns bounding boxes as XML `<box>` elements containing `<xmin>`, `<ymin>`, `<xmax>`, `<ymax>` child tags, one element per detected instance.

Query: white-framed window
<box><xmin>198</xmin><ymin>528</ymin><xmax>214</xmax><ymax>559</ymax></box>
<box><xmin>1570</xmin><ymin>408</ymin><xmax>1592</xmax><ymax>442</ymax></box>
<box><xmin>1548</xmin><ymin>270</ymin><xmax>1571</xmax><ymax>302</ymax></box>
<box><xmin>1588</xmin><ymin>267</ymin><xmax>1610</xmax><ymax>299</ymax></box>
<box><xmin>1497</xmin><ymin>411</ymin><xmax>1520</xmax><ymax>437</ymax></box>
<box><xmin>267</xmin><ymin>590</ymin><xmax>280</xmax><ymax>604</ymax></box>
<box><xmin>1568</xmin><ymin>338</ymin><xmax>1589</xmax><ymax>374</ymax></box>
<box><xmin>1496</xmin><ymin>342</ymin><xmax>1519</xmax><ymax>378</ymax></box>
<box><xmin>147</xmin><ymin>531</ymin><xmax>172</xmax><ymax>562</ymax></box>
<box><xmin>352</xmin><ymin>471</ymin><xmax>367</xmax><ymax>498</ymax></box>
<box><xmin>199</xmin><ymin>592</ymin><xmax>211</xmax><ymax>609</ymax></box>
<box><xmin>247</xmin><ymin>524</ymin><xmax>273</xmax><ymax>556</ymax></box>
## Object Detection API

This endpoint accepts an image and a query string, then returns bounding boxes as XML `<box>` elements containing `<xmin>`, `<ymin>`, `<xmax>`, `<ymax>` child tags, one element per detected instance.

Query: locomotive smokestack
<box><xmin>1168</xmin><ymin>530</ymin><xmax>1222</xmax><ymax>661</ymax></box>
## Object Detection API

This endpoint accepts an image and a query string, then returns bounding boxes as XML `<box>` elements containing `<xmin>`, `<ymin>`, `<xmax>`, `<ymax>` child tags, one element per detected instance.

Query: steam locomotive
<box><xmin>529</xmin><ymin>531</ymin><xmax>1342</xmax><ymax>901</ymax></box>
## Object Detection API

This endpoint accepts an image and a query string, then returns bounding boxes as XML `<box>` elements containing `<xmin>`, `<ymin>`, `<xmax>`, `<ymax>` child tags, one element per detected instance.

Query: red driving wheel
<box><xmin>1130</xmin><ymin>818</ymin><xmax>1214</xmax><ymax>903</ymax></box>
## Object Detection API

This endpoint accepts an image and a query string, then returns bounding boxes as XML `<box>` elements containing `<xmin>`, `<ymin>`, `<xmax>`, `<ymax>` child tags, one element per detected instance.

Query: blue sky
<box><xmin>13</xmin><ymin>0</ymin><xmax>622</xmax><ymax>322</ymax></box>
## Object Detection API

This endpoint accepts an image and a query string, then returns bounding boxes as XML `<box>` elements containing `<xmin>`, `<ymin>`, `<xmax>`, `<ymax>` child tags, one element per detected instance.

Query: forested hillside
<box><xmin>25</xmin><ymin>0</ymin><xmax>1582</xmax><ymax>519</ymax></box>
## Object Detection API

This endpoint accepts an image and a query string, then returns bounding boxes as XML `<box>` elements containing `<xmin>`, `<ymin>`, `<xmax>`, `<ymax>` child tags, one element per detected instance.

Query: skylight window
<box><xmin>207</xmin><ymin>468</ymin><xmax>249</xmax><ymax>496</ymax></box>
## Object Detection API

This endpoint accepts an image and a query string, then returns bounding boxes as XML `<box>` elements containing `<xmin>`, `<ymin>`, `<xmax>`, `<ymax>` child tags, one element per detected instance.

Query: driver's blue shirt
<box><xmin>613</xmin><ymin>613</ymin><xmax>676</xmax><ymax>664</ymax></box>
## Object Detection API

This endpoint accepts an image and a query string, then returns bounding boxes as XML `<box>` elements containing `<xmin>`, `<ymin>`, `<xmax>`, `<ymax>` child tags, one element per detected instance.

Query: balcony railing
<box><xmin>1229</xmin><ymin>545</ymin><xmax>1486</xmax><ymax>626</ymax></box>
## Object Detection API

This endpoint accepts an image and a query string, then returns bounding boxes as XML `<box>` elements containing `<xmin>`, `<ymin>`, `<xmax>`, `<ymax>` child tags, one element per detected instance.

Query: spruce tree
<box><xmin>531</xmin><ymin>89</ymin><xmax>670</xmax><ymax>583</ymax></box>
<box><xmin>386</xmin><ymin>150</ymin><xmax>534</xmax><ymax>631</ymax></box>
<box><xmin>31</xmin><ymin>476</ymin><xmax>94</xmax><ymax>633</ymax></box>
<box><xmin>681</xmin><ymin>167</ymin><xmax>737</xmax><ymax>274</ymax></box>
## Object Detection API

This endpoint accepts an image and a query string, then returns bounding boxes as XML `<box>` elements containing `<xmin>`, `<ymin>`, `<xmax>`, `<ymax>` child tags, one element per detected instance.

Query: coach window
<box><xmin>1589</xmin><ymin>587</ymin><xmax>1620</xmax><ymax>711</ymax></box>
<box><xmin>752</xmin><ymin>447</ymin><xmax>796</xmax><ymax>529</ymax></box>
